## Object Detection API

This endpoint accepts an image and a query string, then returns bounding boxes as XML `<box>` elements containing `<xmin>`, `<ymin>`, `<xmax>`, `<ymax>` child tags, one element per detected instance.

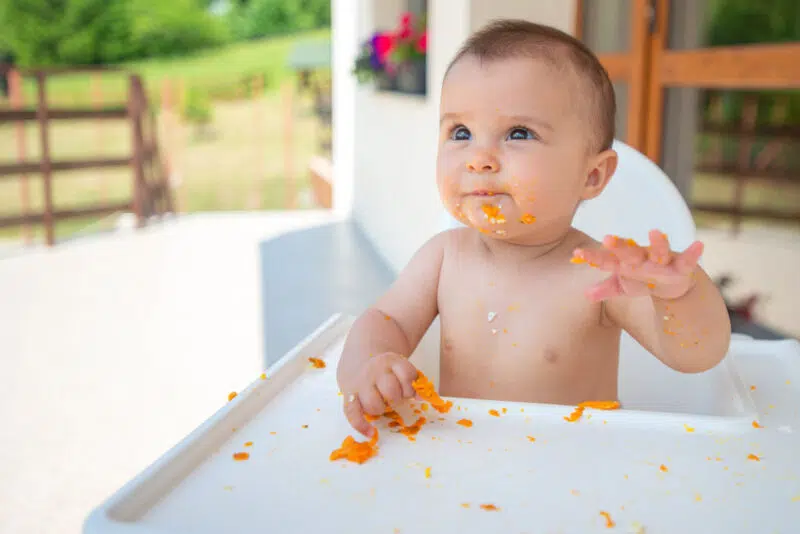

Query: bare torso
<box><xmin>436</xmin><ymin>228</ymin><xmax>622</xmax><ymax>405</ymax></box>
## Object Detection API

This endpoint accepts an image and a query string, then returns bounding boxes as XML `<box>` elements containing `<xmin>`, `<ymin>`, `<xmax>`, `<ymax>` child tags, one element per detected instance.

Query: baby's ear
<box><xmin>580</xmin><ymin>149</ymin><xmax>618</xmax><ymax>200</ymax></box>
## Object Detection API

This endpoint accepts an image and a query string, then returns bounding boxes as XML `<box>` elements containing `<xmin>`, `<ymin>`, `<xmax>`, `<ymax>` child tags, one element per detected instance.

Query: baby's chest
<box><xmin>437</xmin><ymin>271</ymin><xmax>601</xmax><ymax>362</ymax></box>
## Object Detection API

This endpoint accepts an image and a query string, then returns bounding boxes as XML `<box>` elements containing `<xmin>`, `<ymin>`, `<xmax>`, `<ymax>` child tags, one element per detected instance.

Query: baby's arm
<box><xmin>575</xmin><ymin>231</ymin><xmax>731</xmax><ymax>373</ymax></box>
<box><xmin>336</xmin><ymin>231</ymin><xmax>447</xmax><ymax>434</ymax></box>
<box><xmin>607</xmin><ymin>267</ymin><xmax>731</xmax><ymax>373</ymax></box>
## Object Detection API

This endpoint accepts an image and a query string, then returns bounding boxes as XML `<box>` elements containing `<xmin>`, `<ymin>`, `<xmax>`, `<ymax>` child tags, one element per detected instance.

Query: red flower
<box><xmin>374</xmin><ymin>33</ymin><xmax>394</xmax><ymax>62</ymax></box>
<box><xmin>398</xmin><ymin>12</ymin><xmax>414</xmax><ymax>39</ymax></box>
<box><xmin>416</xmin><ymin>32</ymin><xmax>427</xmax><ymax>53</ymax></box>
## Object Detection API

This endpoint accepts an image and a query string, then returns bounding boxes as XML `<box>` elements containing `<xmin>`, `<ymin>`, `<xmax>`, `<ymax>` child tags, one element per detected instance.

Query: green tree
<box><xmin>0</xmin><ymin>0</ymin><xmax>228</xmax><ymax>66</ymax></box>
<box><xmin>228</xmin><ymin>0</ymin><xmax>329</xmax><ymax>40</ymax></box>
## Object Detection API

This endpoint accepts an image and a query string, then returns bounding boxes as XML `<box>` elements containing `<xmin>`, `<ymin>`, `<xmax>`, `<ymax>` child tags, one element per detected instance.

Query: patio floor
<box><xmin>0</xmin><ymin>211</ymin><xmax>337</xmax><ymax>534</ymax></box>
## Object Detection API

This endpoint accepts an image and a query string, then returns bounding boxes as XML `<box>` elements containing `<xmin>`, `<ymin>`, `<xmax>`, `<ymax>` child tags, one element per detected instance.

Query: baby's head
<box><xmin>437</xmin><ymin>19</ymin><xmax>618</xmax><ymax>244</ymax></box>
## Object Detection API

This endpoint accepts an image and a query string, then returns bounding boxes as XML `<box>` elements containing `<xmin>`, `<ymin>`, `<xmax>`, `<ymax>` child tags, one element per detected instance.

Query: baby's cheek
<box><xmin>508</xmin><ymin>176</ymin><xmax>537</xmax><ymax>205</ymax></box>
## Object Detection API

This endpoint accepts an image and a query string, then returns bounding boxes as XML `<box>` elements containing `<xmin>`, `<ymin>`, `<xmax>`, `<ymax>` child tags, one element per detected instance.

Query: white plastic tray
<box><xmin>85</xmin><ymin>315</ymin><xmax>800</xmax><ymax>533</ymax></box>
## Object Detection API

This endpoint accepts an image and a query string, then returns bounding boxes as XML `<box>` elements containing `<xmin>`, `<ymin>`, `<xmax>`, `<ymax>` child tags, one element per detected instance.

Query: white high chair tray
<box><xmin>85</xmin><ymin>315</ymin><xmax>800</xmax><ymax>534</ymax></box>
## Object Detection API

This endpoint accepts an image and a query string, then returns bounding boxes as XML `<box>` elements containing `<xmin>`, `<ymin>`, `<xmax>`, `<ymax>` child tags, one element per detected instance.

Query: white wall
<box><xmin>344</xmin><ymin>0</ymin><xmax>577</xmax><ymax>274</ymax></box>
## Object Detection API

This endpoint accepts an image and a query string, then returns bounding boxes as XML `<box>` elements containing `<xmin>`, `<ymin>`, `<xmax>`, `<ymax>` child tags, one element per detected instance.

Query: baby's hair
<box><xmin>446</xmin><ymin>19</ymin><xmax>616</xmax><ymax>154</ymax></box>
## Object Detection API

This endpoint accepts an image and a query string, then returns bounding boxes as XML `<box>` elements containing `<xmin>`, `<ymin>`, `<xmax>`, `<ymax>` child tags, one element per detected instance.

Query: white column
<box><xmin>331</xmin><ymin>0</ymin><xmax>360</xmax><ymax>216</ymax></box>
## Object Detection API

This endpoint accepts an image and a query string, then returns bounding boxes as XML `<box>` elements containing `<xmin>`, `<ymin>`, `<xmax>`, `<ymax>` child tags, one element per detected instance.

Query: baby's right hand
<box><xmin>339</xmin><ymin>352</ymin><xmax>419</xmax><ymax>437</ymax></box>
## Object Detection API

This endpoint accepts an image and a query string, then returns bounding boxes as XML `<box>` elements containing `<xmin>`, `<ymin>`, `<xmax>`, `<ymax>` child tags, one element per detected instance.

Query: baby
<box><xmin>336</xmin><ymin>20</ymin><xmax>731</xmax><ymax>437</ymax></box>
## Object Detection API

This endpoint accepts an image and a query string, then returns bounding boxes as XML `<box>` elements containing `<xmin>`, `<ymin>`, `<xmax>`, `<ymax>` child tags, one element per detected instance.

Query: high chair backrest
<box><xmin>440</xmin><ymin>140</ymin><xmax>697</xmax><ymax>251</ymax></box>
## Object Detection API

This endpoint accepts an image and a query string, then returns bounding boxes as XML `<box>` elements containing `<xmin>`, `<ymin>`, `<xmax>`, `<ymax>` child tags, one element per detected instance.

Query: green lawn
<box><xmin>14</xmin><ymin>29</ymin><xmax>331</xmax><ymax>107</ymax></box>
<box><xmin>0</xmin><ymin>31</ymin><xmax>330</xmax><ymax>243</ymax></box>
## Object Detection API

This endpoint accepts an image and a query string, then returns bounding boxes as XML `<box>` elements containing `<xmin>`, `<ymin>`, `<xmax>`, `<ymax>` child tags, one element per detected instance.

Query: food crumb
<box><xmin>421</xmin><ymin>403</ymin><xmax>429</xmax><ymax>412</ymax></box>
<box><xmin>259</xmin><ymin>373</ymin><xmax>267</xmax><ymax>380</ymax></box>
<box><xmin>695</xmin><ymin>493</ymin><xmax>702</xmax><ymax>502</ymax></box>
<box><xmin>223</xmin><ymin>485</ymin><xmax>234</xmax><ymax>491</ymax></box>
<box><xmin>527</xmin><ymin>436</ymin><xmax>536</xmax><ymax>442</ymax></box>
<box><xmin>270</xmin><ymin>431</ymin><xmax>277</xmax><ymax>435</ymax></box>
<box><xmin>571</xmin><ymin>489</ymin><xmax>580</xmax><ymax>496</ymax></box>
<box><xmin>502</xmin><ymin>407</ymin><xmax>508</xmax><ymax>414</ymax></box>
<box><xmin>629</xmin><ymin>521</ymin><xmax>646</xmax><ymax>533</ymax></box>
<box><xmin>457</xmin><ymin>419</ymin><xmax>473</xmax><ymax>427</ymax></box>
<box><xmin>660</xmin><ymin>464</ymin><xmax>668</xmax><ymax>472</ymax></box>
<box><xmin>227</xmin><ymin>392</ymin><xmax>237</xmax><ymax>402</ymax></box>
<box><xmin>308</xmin><ymin>357</ymin><xmax>326</xmax><ymax>369</ymax></box>
<box><xmin>233</xmin><ymin>452</ymin><xmax>249</xmax><ymax>461</ymax></box>
<box><xmin>747</xmin><ymin>454</ymin><xmax>760</xmax><ymax>461</ymax></box>
<box><xmin>489</xmin><ymin>409</ymin><xmax>500</xmax><ymax>417</ymax></box>
<box><xmin>750</xmin><ymin>385</ymin><xmax>756</xmax><ymax>391</ymax></box>
<box><xmin>425</xmin><ymin>466</ymin><xmax>431</xmax><ymax>478</ymax></box>
<box><xmin>302</xmin><ymin>425</ymin><xmax>308</xmax><ymax>429</ymax></box>
<box><xmin>480</xmin><ymin>504</ymin><xmax>499</xmax><ymax>511</ymax></box>
<box><xmin>684</xmin><ymin>424</ymin><xmax>695</xmax><ymax>433</ymax></box>
<box><xmin>244</xmin><ymin>441</ymin><xmax>253</xmax><ymax>447</ymax></box>
<box><xmin>461</xmin><ymin>503</ymin><xmax>470</xmax><ymax>509</ymax></box>
<box><xmin>600</xmin><ymin>511</ymin><xmax>615</xmax><ymax>528</ymax></box>
<box><xmin>752</xmin><ymin>420</ymin><xmax>764</xmax><ymax>429</ymax></box>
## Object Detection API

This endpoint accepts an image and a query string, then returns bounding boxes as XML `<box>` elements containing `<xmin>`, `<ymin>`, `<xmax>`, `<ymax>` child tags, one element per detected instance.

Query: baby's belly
<box><xmin>438</xmin><ymin>336</ymin><xmax>620</xmax><ymax>406</ymax></box>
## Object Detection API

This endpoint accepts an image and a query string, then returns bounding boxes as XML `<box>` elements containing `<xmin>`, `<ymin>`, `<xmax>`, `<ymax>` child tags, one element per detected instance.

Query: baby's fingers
<box><xmin>647</xmin><ymin>230</ymin><xmax>672</xmax><ymax>265</ymax></box>
<box><xmin>391</xmin><ymin>360</ymin><xmax>419</xmax><ymax>399</ymax></box>
<box><xmin>343</xmin><ymin>394</ymin><xmax>374</xmax><ymax>438</ymax></box>
<box><xmin>673</xmin><ymin>241</ymin><xmax>704</xmax><ymax>275</ymax></box>
<box><xmin>376</xmin><ymin>373</ymin><xmax>404</xmax><ymax>406</ymax></box>
<box><xmin>604</xmin><ymin>235</ymin><xmax>647</xmax><ymax>267</ymax></box>
<box><xmin>572</xmin><ymin>247</ymin><xmax>618</xmax><ymax>271</ymax></box>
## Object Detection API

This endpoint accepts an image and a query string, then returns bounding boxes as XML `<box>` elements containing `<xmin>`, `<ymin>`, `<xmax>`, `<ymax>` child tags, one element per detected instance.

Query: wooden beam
<box><xmin>691</xmin><ymin>204</ymin><xmax>800</xmax><ymax>222</ymax></box>
<box><xmin>661</xmin><ymin>43</ymin><xmax>800</xmax><ymax>89</ymax></box>
<box><xmin>596</xmin><ymin>53</ymin><xmax>632</xmax><ymax>81</ymax></box>
<box><xmin>0</xmin><ymin>202</ymin><xmax>132</xmax><ymax>229</ymax></box>
<box><xmin>0</xmin><ymin>157</ymin><xmax>131</xmax><ymax>178</ymax></box>
<box><xmin>36</xmin><ymin>72</ymin><xmax>55</xmax><ymax>246</ymax></box>
<box><xmin>0</xmin><ymin>107</ymin><xmax>129</xmax><ymax>123</ymax></box>
<box><xmin>644</xmin><ymin>0</ymin><xmax>669</xmax><ymax>165</ymax></box>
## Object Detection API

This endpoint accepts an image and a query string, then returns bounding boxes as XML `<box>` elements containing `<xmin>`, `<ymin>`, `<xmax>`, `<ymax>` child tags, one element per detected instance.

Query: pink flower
<box><xmin>374</xmin><ymin>33</ymin><xmax>394</xmax><ymax>62</ymax></box>
<box><xmin>416</xmin><ymin>32</ymin><xmax>427</xmax><ymax>54</ymax></box>
<box><xmin>398</xmin><ymin>12</ymin><xmax>414</xmax><ymax>39</ymax></box>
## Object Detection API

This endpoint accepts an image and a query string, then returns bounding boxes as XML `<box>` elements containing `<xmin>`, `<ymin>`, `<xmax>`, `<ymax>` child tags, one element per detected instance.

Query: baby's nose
<box><xmin>466</xmin><ymin>151</ymin><xmax>500</xmax><ymax>173</ymax></box>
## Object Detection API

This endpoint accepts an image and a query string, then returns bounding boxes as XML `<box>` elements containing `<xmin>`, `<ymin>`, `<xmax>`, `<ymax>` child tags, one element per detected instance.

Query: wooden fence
<box><xmin>693</xmin><ymin>92</ymin><xmax>800</xmax><ymax>232</ymax></box>
<box><xmin>0</xmin><ymin>66</ymin><xmax>173</xmax><ymax>246</ymax></box>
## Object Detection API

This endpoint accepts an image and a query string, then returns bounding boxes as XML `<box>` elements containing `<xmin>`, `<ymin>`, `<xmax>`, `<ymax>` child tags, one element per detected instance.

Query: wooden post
<box><xmin>733</xmin><ymin>95</ymin><xmax>758</xmax><ymax>235</ymax></box>
<box><xmin>283</xmin><ymin>80</ymin><xmax>296</xmax><ymax>209</ymax></box>
<box><xmin>252</xmin><ymin>74</ymin><xmax>264</xmax><ymax>209</ymax></box>
<box><xmin>35</xmin><ymin>72</ymin><xmax>55</xmax><ymax>246</ymax></box>
<box><xmin>129</xmin><ymin>75</ymin><xmax>146</xmax><ymax>227</ymax></box>
<box><xmin>9</xmin><ymin>69</ymin><xmax>32</xmax><ymax>244</ymax></box>
<box><xmin>91</xmin><ymin>72</ymin><xmax>107</xmax><ymax>202</ymax></box>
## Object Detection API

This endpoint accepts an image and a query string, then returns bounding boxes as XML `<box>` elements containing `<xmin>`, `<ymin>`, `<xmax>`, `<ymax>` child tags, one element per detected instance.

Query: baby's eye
<box><xmin>507</xmin><ymin>127</ymin><xmax>536</xmax><ymax>141</ymax></box>
<box><xmin>450</xmin><ymin>126</ymin><xmax>471</xmax><ymax>141</ymax></box>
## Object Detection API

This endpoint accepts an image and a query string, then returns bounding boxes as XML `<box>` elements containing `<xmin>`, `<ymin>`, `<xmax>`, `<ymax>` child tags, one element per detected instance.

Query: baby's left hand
<box><xmin>572</xmin><ymin>230</ymin><xmax>704</xmax><ymax>301</ymax></box>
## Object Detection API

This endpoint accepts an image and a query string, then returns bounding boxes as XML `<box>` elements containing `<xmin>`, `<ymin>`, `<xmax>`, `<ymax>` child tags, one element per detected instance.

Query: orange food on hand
<box><xmin>308</xmin><ymin>357</ymin><xmax>326</xmax><ymax>368</ymax></box>
<box><xmin>520</xmin><ymin>213</ymin><xmax>536</xmax><ymax>224</ymax></box>
<box><xmin>329</xmin><ymin>429</ymin><xmax>379</xmax><ymax>464</ymax></box>
<box><xmin>457</xmin><ymin>418</ymin><xmax>473</xmax><ymax>427</ymax></box>
<box><xmin>412</xmin><ymin>371</ymin><xmax>453</xmax><ymax>413</ymax></box>
<box><xmin>233</xmin><ymin>452</ymin><xmax>250</xmax><ymax>461</ymax></box>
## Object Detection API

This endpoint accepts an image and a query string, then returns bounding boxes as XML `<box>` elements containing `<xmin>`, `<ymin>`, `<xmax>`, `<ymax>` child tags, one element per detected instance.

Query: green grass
<box><xmin>14</xmin><ymin>29</ymin><xmax>330</xmax><ymax>107</ymax></box>
<box><xmin>0</xmin><ymin>31</ymin><xmax>330</xmax><ymax>243</ymax></box>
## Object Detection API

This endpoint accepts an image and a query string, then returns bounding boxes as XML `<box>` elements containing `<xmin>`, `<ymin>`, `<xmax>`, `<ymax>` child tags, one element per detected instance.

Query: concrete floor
<box><xmin>0</xmin><ymin>211</ymin><xmax>337</xmax><ymax>534</ymax></box>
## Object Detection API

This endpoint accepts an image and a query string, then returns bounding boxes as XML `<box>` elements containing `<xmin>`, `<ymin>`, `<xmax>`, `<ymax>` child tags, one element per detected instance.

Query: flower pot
<box><xmin>375</xmin><ymin>71</ymin><xmax>396</xmax><ymax>91</ymax></box>
<box><xmin>396</xmin><ymin>59</ymin><xmax>426</xmax><ymax>95</ymax></box>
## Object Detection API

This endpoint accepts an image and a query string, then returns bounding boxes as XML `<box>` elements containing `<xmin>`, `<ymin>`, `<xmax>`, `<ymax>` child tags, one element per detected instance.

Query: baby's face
<box><xmin>437</xmin><ymin>55</ymin><xmax>596</xmax><ymax>243</ymax></box>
